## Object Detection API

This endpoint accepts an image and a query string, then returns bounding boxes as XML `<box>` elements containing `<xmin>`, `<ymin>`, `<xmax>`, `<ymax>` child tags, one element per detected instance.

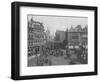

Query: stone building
<box><xmin>28</xmin><ymin>18</ymin><xmax>46</xmax><ymax>57</ymax></box>
<box><xmin>65</xmin><ymin>25</ymin><xmax>88</xmax><ymax>49</ymax></box>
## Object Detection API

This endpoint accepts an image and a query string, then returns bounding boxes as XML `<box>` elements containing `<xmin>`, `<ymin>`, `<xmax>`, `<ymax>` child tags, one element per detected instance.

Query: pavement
<box><xmin>28</xmin><ymin>55</ymin><xmax>72</xmax><ymax>66</ymax></box>
<box><xmin>50</xmin><ymin>56</ymin><xmax>71</xmax><ymax>65</ymax></box>
<box><xmin>28</xmin><ymin>56</ymin><xmax>37</xmax><ymax>66</ymax></box>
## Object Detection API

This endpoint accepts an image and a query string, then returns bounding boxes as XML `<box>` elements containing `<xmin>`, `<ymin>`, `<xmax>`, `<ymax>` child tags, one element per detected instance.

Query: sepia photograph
<box><xmin>27</xmin><ymin>15</ymin><xmax>88</xmax><ymax>67</ymax></box>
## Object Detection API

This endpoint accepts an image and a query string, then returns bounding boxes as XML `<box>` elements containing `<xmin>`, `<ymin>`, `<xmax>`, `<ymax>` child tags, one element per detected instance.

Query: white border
<box><xmin>20</xmin><ymin>6</ymin><xmax>94</xmax><ymax>76</ymax></box>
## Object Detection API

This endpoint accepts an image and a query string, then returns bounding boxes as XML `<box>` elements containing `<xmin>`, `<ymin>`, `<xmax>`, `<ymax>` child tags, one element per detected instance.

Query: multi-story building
<box><xmin>28</xmin><ymin>18</ymin><xmax>46</xmax><ymax>57</ymax></box>
<box><xmin>55</xmin><ymin>30</ymin><xmax>65</xmax><ymax>43</ymax></box>
<box><xmin>65</xmin><ymin>25</ymin><xmax>88</xmax><ymax>64</ymax></box>
<box><xmin>65</xmin><ymin>25</ymin><xmax>88</xmax><ymax>49</ymax></box>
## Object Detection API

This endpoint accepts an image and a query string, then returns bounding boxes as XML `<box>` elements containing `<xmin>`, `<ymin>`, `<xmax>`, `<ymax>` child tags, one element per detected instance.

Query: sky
<box><xmin>28</xmin><ymin>15</ymin><xmax>88</xmax><ymax>36</ymax></box>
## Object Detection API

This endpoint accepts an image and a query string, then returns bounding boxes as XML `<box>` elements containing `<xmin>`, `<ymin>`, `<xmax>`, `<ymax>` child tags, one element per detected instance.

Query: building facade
<box><xmin>28</xmin><ymin>18</ymin><xmax>46</xmax><ymax>57</ymax></box>
<box><xmin>67</xmin><ymin>25</ymin><xmax>88</xmax><ymax>49</ymax></box>
<box><xmin>55</xmin><ymin>30</ymin><xmax>65</xmax><ymax>43</ymax></box>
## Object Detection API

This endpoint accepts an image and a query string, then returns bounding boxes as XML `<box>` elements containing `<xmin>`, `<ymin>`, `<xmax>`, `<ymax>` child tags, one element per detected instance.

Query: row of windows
<box><xmin>28</xmin><ymin>34</ymin><xmax>45</xmax><ymax>39</ymax></box>
<box><xmin>28</xmin><ymin>29</ymin><xmax>44</xmax><ymax>33</ymax></box>
<box><xmin>28</xmin><ymin>40</ymin><xmax>45</xmax><ymax>45</ymax></box>
<box><xmin>32</xmin><ymin>39</ymin><xmax>45</xmax><ymax>43</ymax></box>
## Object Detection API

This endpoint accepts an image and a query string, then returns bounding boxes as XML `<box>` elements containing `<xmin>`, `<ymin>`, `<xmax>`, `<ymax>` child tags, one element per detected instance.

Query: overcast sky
<box><xmin>28</xmin><ymin>15</ymin><xmax>88</xmax><ymax>36</ymax></box>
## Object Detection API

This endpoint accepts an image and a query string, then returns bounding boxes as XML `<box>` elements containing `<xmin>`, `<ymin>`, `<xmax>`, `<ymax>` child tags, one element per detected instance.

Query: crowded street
<box><xmin>28</xmin><ymin>16</ymin><xmax>88</xmax><ymax>67</ymax></box>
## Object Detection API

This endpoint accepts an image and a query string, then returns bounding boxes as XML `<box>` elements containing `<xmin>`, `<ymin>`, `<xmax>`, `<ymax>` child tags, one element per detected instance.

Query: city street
<box><xmin>28</xmin><ymin>55</ymin><xmax>81</xmax><ymax>66</ymax></box>
<box><xmin>50</xmin><ymin>56</ymin><xmax>71</xmax><ymax>65</ymax></box>
<box><xmin>28</xmin><ymin>16</ymin><xmax>88</xmax><ymax>67</ymax></box>
<box><xmin>28</xmin><ymin>56</ymin><xmax>37</xmax><ymax>66</ymax></box>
